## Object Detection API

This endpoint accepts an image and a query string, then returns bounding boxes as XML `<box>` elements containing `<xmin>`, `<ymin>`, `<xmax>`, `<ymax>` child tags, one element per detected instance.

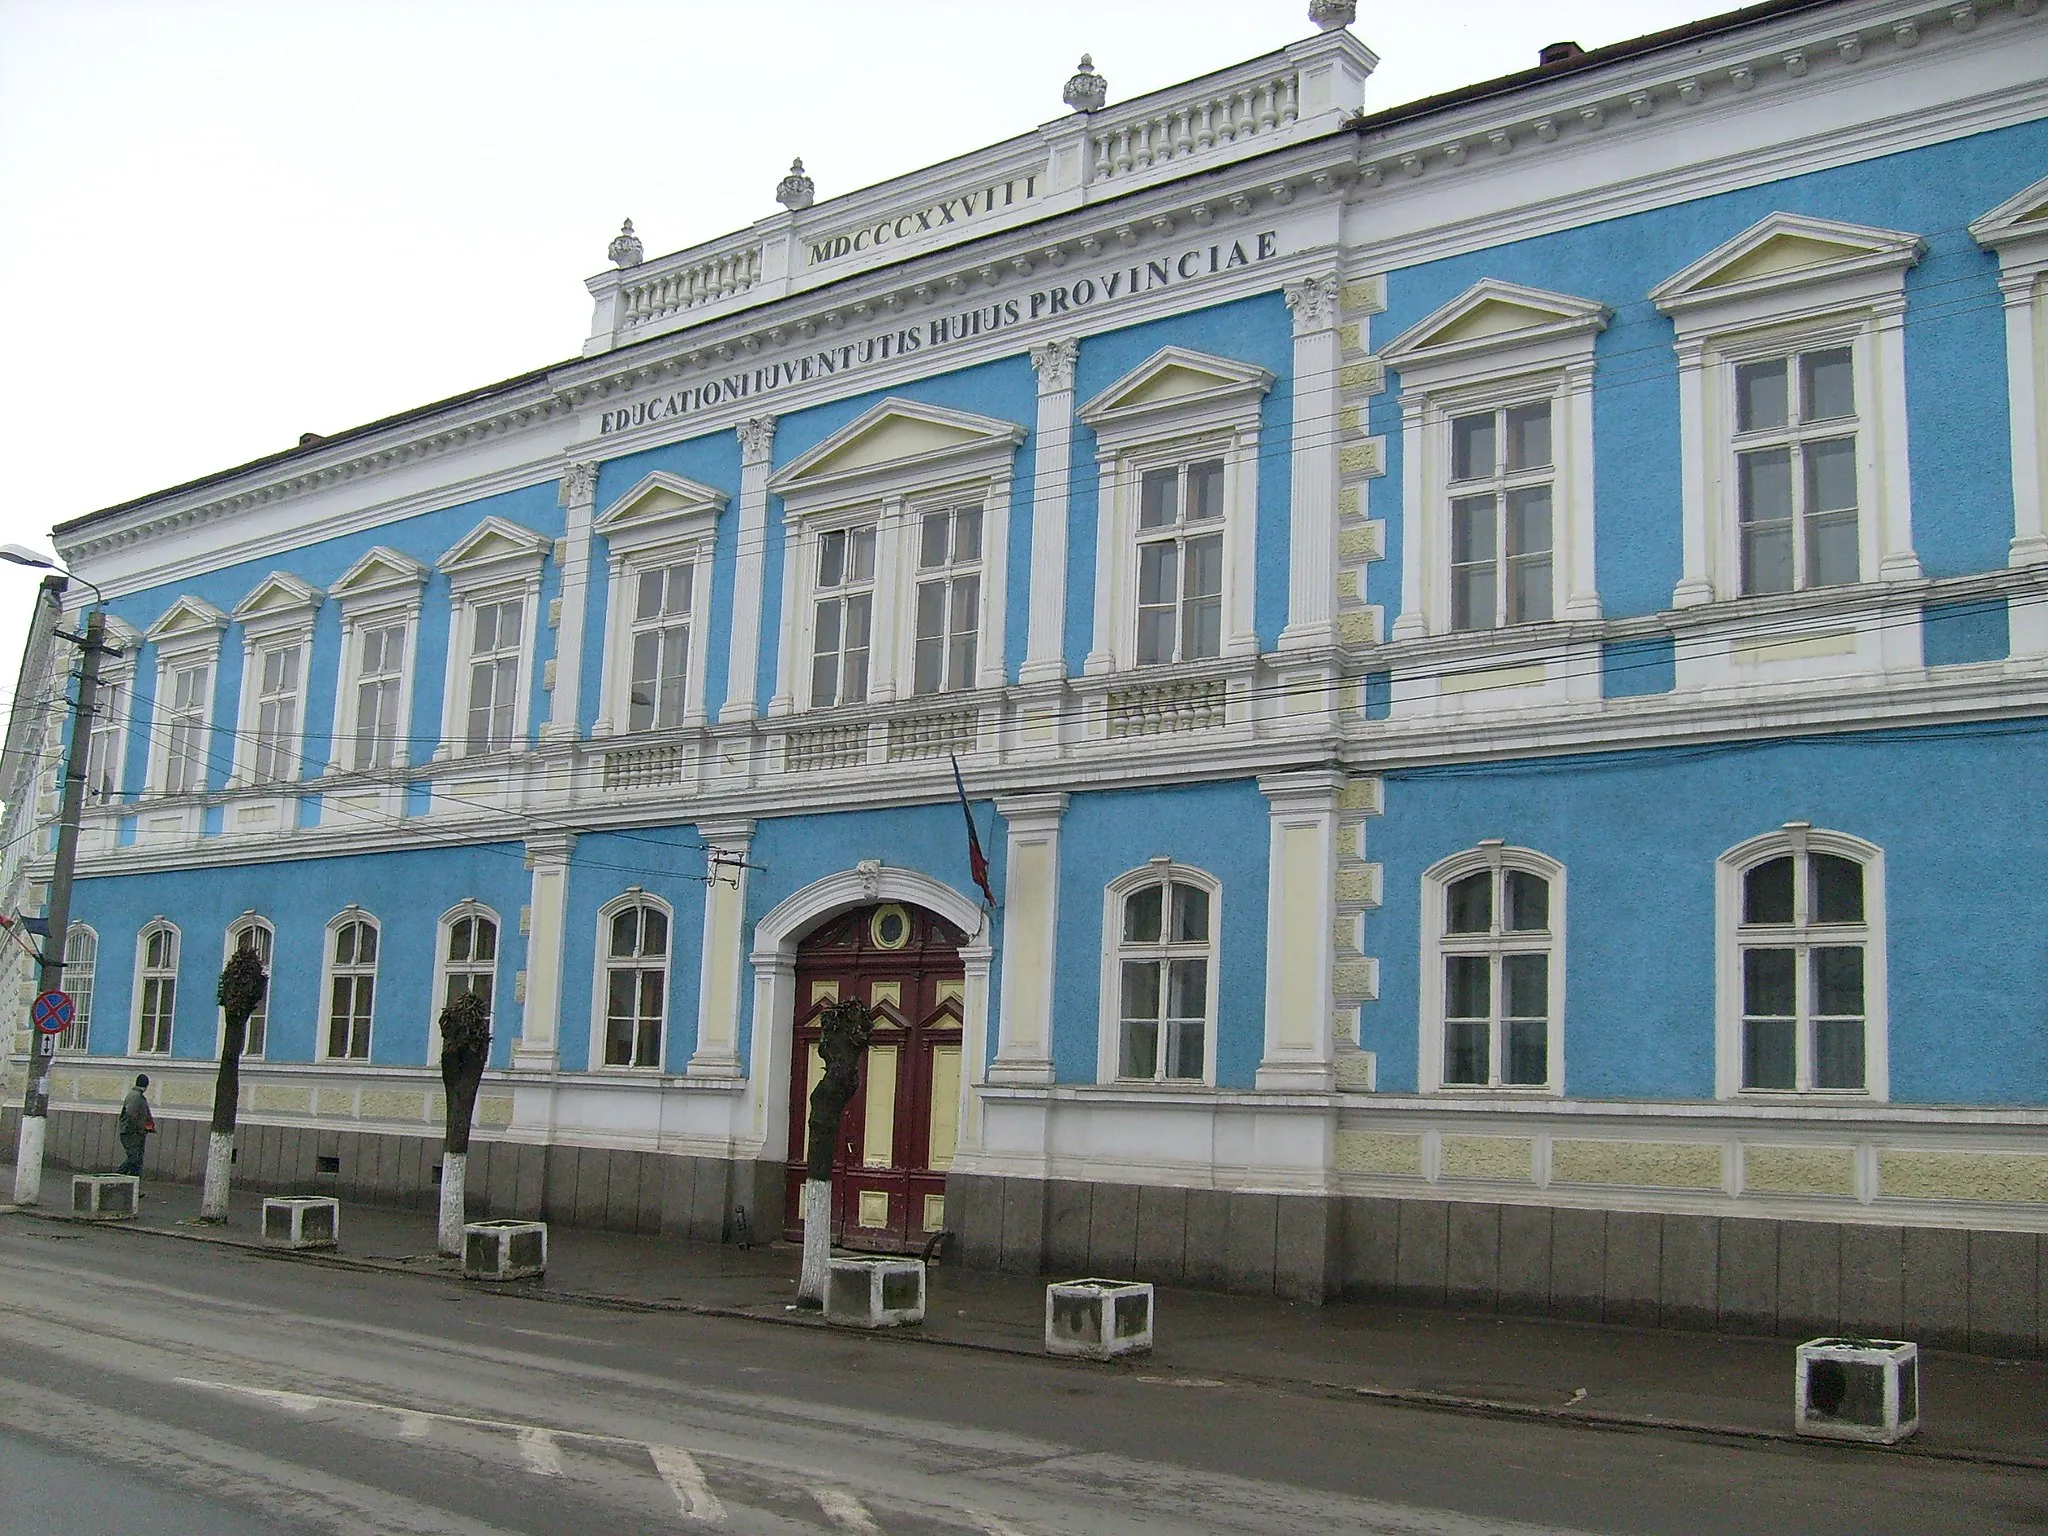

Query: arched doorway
<box><xmin>784</xmin><ymin>901</ymin><xmax>967</xmax><ymax>1251</ymax></box>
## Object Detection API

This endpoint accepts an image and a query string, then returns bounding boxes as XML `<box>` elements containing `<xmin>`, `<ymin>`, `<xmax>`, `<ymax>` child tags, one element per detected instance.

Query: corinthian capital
<box><xmin>737</xmin><ymin>415</ymin><xmax>778</xmax><ymax>466</ymax></box>
<box><xmin>1029</xmin><ymin>337</ymin><xmax>1080</xmax><ymax>393</ymax></box>
<box><xmin>1284</xmin><ymin>273</ymin><xmax>1342</xmax><ymax>334</ymax></box>
<box><xmin>558</xmin><ymin>461</ymin><xmax>600</xmax><ymax>507</ymax></box>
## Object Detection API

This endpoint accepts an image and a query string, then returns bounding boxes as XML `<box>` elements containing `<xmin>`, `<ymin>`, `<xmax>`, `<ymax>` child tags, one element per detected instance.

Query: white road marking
<box><xmin>649</xmin><ymin>1444</ymin><xmax>725</xmax><ymax>1524</ymax></box>
<box><xmin>181</xmin><ymin>1381</ymin><xmax>322</xmax><ymax>1414</ymax></box>
<box><xmin>518</xmin><ymin>1426</ymin><xmax>564</xmax><ymax>1477</ymax></box>
<box><xmin>813</xmin><ymin>1486</ymin><xmax>884</xmax><ymax>1534</ymax></box>
<box><xmin>397</xmin><ymin>1410</ymin><xmax>433</xmax><ymax>1440</ymax></box>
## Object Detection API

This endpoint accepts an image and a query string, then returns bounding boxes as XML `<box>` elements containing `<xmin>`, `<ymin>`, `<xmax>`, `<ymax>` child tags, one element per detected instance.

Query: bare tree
<box><xmin>796</xmin><ymin>997</ymin><xmax>874</xmax><ymax>1305</ymax></box>
<box><xmin>201</xmin><ymin>942</ymin><xmax>268</xmax><ymax>1222</ymax></box>
<box><xmin>437</xmin><ymin>990</ymin><xmax>491</xmax><ymax>1255</ymax></box>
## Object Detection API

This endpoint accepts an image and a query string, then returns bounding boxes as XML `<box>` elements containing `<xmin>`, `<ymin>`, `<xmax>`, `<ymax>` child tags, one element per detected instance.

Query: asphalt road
<box><xmin>0</xmin><ymin>1218</ymin><xmax>2042</xmax><ymax>1535</ymax></box>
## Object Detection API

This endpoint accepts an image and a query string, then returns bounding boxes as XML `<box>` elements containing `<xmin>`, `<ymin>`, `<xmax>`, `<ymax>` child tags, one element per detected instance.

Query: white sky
<box><xmin>0</xmin><ymin>0</ymin><xmax>1716</xmax><ymax>684</ymax></box>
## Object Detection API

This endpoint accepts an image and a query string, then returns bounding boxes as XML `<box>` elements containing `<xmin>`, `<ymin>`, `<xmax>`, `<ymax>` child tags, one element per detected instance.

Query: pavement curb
<box><xmin>11</xmin><ymin>1203</ymin><xmax>2046</xmax><ymax>1473</ymax></box>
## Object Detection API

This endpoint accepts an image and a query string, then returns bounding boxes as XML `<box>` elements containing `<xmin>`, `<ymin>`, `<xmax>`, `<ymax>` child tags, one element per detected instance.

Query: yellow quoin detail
<box><xmin>1340</xmin><ymin>277</ymin><xmax>1386</xmax><ymax>313</ymax></box>
<box><xmin>1339</xmin><ymin>360</ymin><xmax>1385</xmax><ymax>393</ymax></box>
<box><xmin>1879</xmin><ymin>1150</ymin><xmax>2048</xmax><ymax>1204</ymax></box>
<box><xmin>1338</xmin><ymin>441</ymin><xmax>1383</xmax><ymax>477</ymax></box>
<box><xmin>1335</xmin><ymin>1130</ymin><xmax>1423</xmax><ymax>1175</ymax></box>
<box><xmin>1440</xmin><ymin>1135</ymin><xmax>1535</xmax><ymax>1181</ymax></box>
<box><xmin>1551</xmin><ymin>1139</ymin><xmax>1723</xmax><ymax>1190</ymax></box>
<box><xmin>1743</xmin><ymin>1144</ymin><xmax>1857</xmax><ymax>1197</ymax></box>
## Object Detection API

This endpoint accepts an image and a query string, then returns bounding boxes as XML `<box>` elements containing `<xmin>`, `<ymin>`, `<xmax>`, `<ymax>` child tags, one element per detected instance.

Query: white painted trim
<box><xmin>722</xmin><ymin>419</ymin><xmax>777</xmax><ymax>723</ymax></box>
<box><xmin>1417</xmin><ymin>843</ymin><xmax>1567</xmax><ymax>1097</ymax></box>
<box><xmin>990</xmin><ymin>792</ymin><xmax>1065</xmax><ymax>1085</ymax></box>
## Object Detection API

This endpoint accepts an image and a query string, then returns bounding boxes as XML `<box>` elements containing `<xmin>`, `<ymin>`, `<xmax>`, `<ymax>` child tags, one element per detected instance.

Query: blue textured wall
<box><xmin>1372</xmin><ymin>118</ymin><xmax>2048</xmax><ymax>625</ymax></box>
<box><xmin>1068</xmin><ymin>293</ymin><xmax>1294</xmax><ymax>668</ymax></box>
<box><xmin>1050</xmin><ymin>779</ymin><xmax>1269</xmax><ymax>1088</ymax></box>
<box><xmin>70</xmin><ymin>843</ymin><xmax>531</xmax><ymax>1068</ymax></box>
<box><xmin>1922</xmin><ymin>598</ymin><xmax>2009</xmax><ymax>667</ymax></box>
<box><xmin>1601</xmin><ymin>635</ymin><xmax>1677</xmax><ymax>698</ymax></box>
<box><xmin>1362</xmin><ymin>721</ymin><xmax>2048</xmax><ymax>1105</ymax></box>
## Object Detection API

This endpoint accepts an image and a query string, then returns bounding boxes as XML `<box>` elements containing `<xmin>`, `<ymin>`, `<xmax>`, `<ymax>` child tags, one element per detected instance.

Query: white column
<box><xmin>1255</xmin><ymin>770</ymin><xmax>1342</xmax><ymax>1092</ymax></box>
<box><xmin>1872</xmin><ymin>300</ymin><xmax>1922</xmax><ymax>583</ymax></box>
<box><xmin>869</xmin><ymin>496</ymin><xmax>908</xmax><ymax>704</ymax></box>
<box><xmin>1022</xmin><ymin>339</ymin><xmax>1079</xmax><ymax>684</ymax></box>
<box><xmin>1280</xmin><ymin>273</ymin><xmax>1341</xmax><ymax>650</ymax></box>
<box><xmin>722</xmin><ymin>417</ymin><xmax>777</xmax><ymax>722</ymax></box>
<box><xmin>1084</xmin><ymin>449</ymin><xmax>1119</xmax><ymax>676</ymax></box>
<box><xmin>512</xmin><ymin>832</ymin><xmax>577</xmax><ymax>1071</ymax></box>
<box><xmin>1562</xmin><ymin>359</ymin><xmax>1602</xmax><ymax>621</ymax></box>
<box><xmin>1671</xmin><ymin>340</ymin><xmax>1715</xmax><ymax>608</ymax></box>
<box><xmin>542</xmin><ymin>463</ymin><xmax>599</xmax><ymax>740</ymax></box>
<box><xmin>768</xmin><ymin>498</ymin><xmax>803</xmax><ymax>717</ymax></box>
<box><xmin>689</xmin><ymin>818</ymin><xmax>753</xmax><ymax>1078</ymax></box>
<box><xmin>1389</xmin><ymin>394</ymin><xmax>1429</xmax><ymax>640</ymax></box>
<box><xmin>2001</xmin><ymin>273</ymin><xmax>2048</xmax><ymax>567</ymax></box>
<box><xmin>988</xmin><ymin>792</ymin><xmax>1065</xmax><ymax>1085</ymax></box>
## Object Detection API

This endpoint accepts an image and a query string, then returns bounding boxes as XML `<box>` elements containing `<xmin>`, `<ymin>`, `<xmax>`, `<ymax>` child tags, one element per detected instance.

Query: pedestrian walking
<box><xmin>118</xmin><ymin>1073</ymin><xmax>154</xmax><ymax>1177</ymax></box>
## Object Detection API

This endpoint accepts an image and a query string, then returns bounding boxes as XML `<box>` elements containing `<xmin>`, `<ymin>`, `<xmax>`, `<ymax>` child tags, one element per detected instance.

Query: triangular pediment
<box><xmin>1972</xmin><ymin>173</ymin><xmax>2048</xmax><ymax>250</ymax></box>
<box><xmin>1382</xmin><ymin>280</ymin><xmax>1610</xmax><ymax>367</ymax></box>
<box><xmin>593</xmin><ymin>471</ymin><xmax>728</xmax><ymax>540</ymax></box>
<box><xmin>1078</xmin><ymin>346</ymin><xmax>1274</xmax><ymax>426</ymax></box>
<box><xmin>768</xmin><ymin>398</ymin><xmax>1026</xmax><ymax>497</ymax></box>
<box><xmin>230</xmin><ymin>571</ymin><xmax>323</xmax><ymax>624</ymax></box>
<box><xmin>1652</xmin><ymin>213</ymin><xmax>1923</xmax><ymax>313</ymax></box>
<box><xmin>332</xmin><ymin>545</ymin><xmax>427</xmax><ymax>601</ymax></box>
<box><xmin>144</xmin><ymin>594</ymin><xmax>228</xmax><ymax>645</ymax></box>
<box><xmin>437</xmin><ymin>515</ymin><xmax>551</xmax><ymax>575</ymax></box>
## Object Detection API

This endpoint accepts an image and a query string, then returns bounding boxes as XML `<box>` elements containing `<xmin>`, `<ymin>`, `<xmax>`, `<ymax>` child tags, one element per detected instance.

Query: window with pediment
<box><xmin>593</xmin><ymin>472</ymin><xmax>727</xmax><ymax>736</ymax></box>
<box><xmin>83</xmin><ymin>618</ymin><xmax>139</xmax><ymax>806</ymax></box>
<box><xmin>1972</xmin><ymin>172</ymin><xmax>2048</xmax><ymax>608</ymax></box>
<box><xmin>1077</xmin><ymin>347</ymin><xmax>1272</xmax><ymax>674</ymax></box>
<box><xmin>328</xmin><ymin>546</ymin><xmax>427</xmax><ymax>773</ymax></box>
<box><xmin>1652</xmin><ymin>213</ymin><xmax>1924</xmax><ymax>610</ymax></box>
<box><xmin>1383</xmin><ymin>281</ymin><xmax>1608</xmax><ymax>641</ymax></box>
<box><xmin>767</xmin><ymin>397</ymin><xmax>1024</xmax><ymax>716</ymax></box>
<box><xmin>143</xmin><ymin>597</ymin><xmax>227</xmax><ymax>796</ymax></box>
<box><xmin>436</xmin><ymin>517</ymin><xmax>550</xmax><ymax>759</ymax></box>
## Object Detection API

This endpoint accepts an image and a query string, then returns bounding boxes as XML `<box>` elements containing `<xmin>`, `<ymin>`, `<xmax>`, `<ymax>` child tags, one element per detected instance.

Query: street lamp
<box><xmin>2</xmin><ymin>544</ymin><xmax>114</xmax><ymax>1205</ymax></box>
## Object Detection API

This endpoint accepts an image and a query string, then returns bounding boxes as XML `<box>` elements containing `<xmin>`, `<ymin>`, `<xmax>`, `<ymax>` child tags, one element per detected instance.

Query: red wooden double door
<box><xmin>783</xmin><ymin>902</ymin><xmax>967</xmax><ymax>1251</ymax></box>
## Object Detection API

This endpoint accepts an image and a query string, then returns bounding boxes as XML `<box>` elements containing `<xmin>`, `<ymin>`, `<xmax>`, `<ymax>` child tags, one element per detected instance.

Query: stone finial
<box><xmin>776</xmin><ymin>158</ymin><xmax>815</xmax><ymax>212</ymax></box>
<box><xmin>1308</xmin><ymin>0</ymin><xmax>1357</xmax><ymax>30</ymax></box>
<box><xmin>608</xmin><ymin>219</ymin><xmax>644</xmax><ymax>268</ymax></box>
<box><xmin>1063</xmin><ymin>55</ymin><xmax>1107</xmax><ymax>114</ymax></box>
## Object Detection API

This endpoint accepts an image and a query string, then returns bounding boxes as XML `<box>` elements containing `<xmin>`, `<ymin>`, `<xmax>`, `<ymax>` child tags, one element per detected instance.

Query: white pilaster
<box><xmin>1389</xmin><ymin>393</ymin><xmax>1429</xmax><ymax>639</ymax></box>
<box><xmin>2001</xmin><ymin>273</ymin><xmax>2048</xmax><ymax>567</ymax></box>
<box><xmin>1022</xmin><ymin>338</ymin><xmax>1079</xmax><ymax>684</ymax></box>
<box><xmin>1562</xmin><ymin>359</ymin><xmax>1602</xmax><ymax>621</ymax></box>
<box><xmin>512</xmin><ymin>832</ymin><xmax>576</xmax><ymax>1071</ymax></box>
<box><xmin>1671</xmin><ymin>340</ymin><xmax>1714</xmax><ymax>608</ymax></box>
<box><xmin>1255</xmin><ymin>770</ymin><xmax>1343</xmax><ymax>1092</ymax></box>
<box><xmin>722</xmin><ymin>417</ymin><xmax>777</xmax><ymax>722</ymax></box>
<box><xmin>1872</xmin><ymin>300</ymin><xmax>1922</xmax><ymax>584</ymax></box>
<box><xmin>989</xmin><ymin>792</ymin><xmax>1066</xmax><ymax>1085</ymax></box>
<box><xmin>690</xmin><ymin>818</ymin><xmax>754</xmax><ymax>1077</ymax></box>
<box><xmin>542</xmin><ymin>463</ymin><xmax>598</xmax><ymax>740</ymax></box>
<box><xmin>1280</xmin><ymin>273</ymin><xmax>1341</xmax><ymax>650</ymax></box>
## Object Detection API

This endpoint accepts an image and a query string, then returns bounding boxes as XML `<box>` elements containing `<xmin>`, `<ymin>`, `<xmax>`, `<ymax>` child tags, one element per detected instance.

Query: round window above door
<box><xmin>870</xmin><ymin>904</ymin><xmax>911</xmax><ymax>950</ymax></box>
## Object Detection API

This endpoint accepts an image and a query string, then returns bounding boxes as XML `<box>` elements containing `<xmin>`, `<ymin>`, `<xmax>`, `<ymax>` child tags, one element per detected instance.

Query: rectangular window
<box><xmin>912</xmin><ymin>505</ymin><xmax>983</xmax><ymax>696</ymax></box>
<box><xmin>353</xmin><ymin>623</ymin><xmax>407</xmax><ymax>770</ymax></box>
<box><xmin>1135</xmin><ymin>459</ymin><xmax>1225</xmax><ymax>665</ymax></box>
<box><xmin>1734</xmin><ymin>347</ymin><xmax>1858</xmax><ymax>595</ymax></box>
<box><xmin>628</xmin><ymin>562</ymin><xmax>693</xmax><ymax>730</ymax></box>
<box><xmin>1116</xmin><ymin>877</ymin><xmax>1211</xmax><ymax>1081</ymax></box>
<box><xmin>250</xmin><ymin>645</ymin><xmax>300</xmax><ymax>784</ymax></box>
<box><xmin>163</xmin><ymin>663</ymin><xmax>211</xmax><ymax>794</ymax></box>
<box><xmin>1737</xmin><ymin>850</ymin><xmax>1868</xmax><ymax>1092</ymax></box>
<box><xmin>61</xmin><ymin>927</ymin><xmax>95</xmax><ymax>1051</ymax></box>
<box><xmin>137</xmin><ymin>927</ymin><xmax>178</xmax><ymax>1054</ymax></box>
<box><xmin>465</xmin><ymin>599</ymin><xmax>523</xmax><ymax>753</ymax></box>
<box><xmin>1436</xmin><ymin>864</ymin><xmax>1555</xmax><ymax>1090</ymax></box>
<box><xmin>810</xmin><ymin>526</ymin><xmax>875</xmax><ymax>708</ymax></box>
<box><xmin>86</xmin><ymin>677</ymin><xmax>126</xmax><ymax>804</ymax></box>
<box><xmin>1447</xmin><ymin>403</ymin><xmax>1553</xmax><ymax>630</ymax></box>
<box><xmin>326</xmin><ymin>920</ymin><xmax>377</xmax><ymax>1060</ymax></box>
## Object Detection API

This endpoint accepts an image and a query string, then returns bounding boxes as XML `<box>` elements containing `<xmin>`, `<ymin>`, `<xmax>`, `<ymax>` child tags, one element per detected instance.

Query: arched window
<box><xmin>60</xmin><ymin>923</ymin><xmax>96</xmax><ymax>1052</ymax></box>
<box><xmin>1102</xmin><ymin>862</ymin><xmax>1219</xmax><ymax>1084</ymax></box>
<box><xmin>1421</xmin><ymin>844</ymin><xmax>1564</xmax><ymax>1093</ymax></box>
<box><xmin>600</xmin><ymin>896</ymin><xmax>668</xmax><ymax>1069</ymax></box>
<box><xmin>225</xmin><ymin>913</ymin><xmax>275</xmax><ymax>1058</ymax></box>
<box><xmin>1718</xmin><ymin>826</ymin><xmax>1885</xmax><ymax>1098</ymax></box>
<box><xmin>440</xmin><ymin>903</ymin><xmax>499</xmax><ymax>1020</ymax></box>
<box><xmin>135</xmin><ymin>921</ymin><xmax>179</xmax><ymax>1055</ymax></box>
<box><xmin>324</xmin><ymin>911</ymin><xmax>379</xmax><ymax>1060</ymax></box>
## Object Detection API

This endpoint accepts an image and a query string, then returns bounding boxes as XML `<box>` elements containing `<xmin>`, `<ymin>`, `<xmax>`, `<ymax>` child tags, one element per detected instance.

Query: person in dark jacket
<box><xmin>117</xmin><ymin>1074</ymin><xmax>154</xmax><ymax>1177</ymax></box>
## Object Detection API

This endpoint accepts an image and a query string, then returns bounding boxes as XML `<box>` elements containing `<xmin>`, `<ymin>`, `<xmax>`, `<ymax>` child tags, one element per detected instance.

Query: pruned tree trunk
<box><xmin>795</xmin><ymin>998</ymin><xmax>873</xmax><ymax>1306</ymax></box>
<box><xmin>438</xmin><ymin>991</ymin><xmax>491</xmax><ymax>1256</ymax></box>
<box><xmin>204</xmin><ymin>949</ymin><xmax>267</xmax><ymax>1223</ymax></box>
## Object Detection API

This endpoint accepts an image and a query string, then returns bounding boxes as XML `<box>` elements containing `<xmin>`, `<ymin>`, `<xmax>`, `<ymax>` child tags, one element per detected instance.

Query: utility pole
<box><xmin>12</xmin><ymin>600</ymin><xmax>110</xmax><ymax>1205</ymax></box>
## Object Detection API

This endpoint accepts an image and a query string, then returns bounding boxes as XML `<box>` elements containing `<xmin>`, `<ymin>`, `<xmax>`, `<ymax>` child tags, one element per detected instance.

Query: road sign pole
<box><xmin>13</xmin><ymin>605</ymin><xmax>109</xmax><ymax>1206</ymax></box>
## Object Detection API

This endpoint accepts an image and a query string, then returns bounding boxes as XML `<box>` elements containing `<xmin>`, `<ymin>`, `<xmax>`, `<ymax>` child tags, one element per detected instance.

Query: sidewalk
<box><xmin>7</xmin><ymin>1165</ymin><xmax>2045</xmax><ymax>1470</ymax></box>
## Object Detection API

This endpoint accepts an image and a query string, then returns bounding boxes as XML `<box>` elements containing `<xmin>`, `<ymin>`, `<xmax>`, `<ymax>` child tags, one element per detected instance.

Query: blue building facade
<box><xmin>8</xmin><ymin>0</ymin><xmax>2048</xmax><ymax>1348</ymax></box>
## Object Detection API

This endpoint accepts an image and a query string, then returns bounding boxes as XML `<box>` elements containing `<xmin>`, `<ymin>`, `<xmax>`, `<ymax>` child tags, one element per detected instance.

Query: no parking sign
<box><xmin>30</xmin><ymin>990</ymin><xmax>74</xmax><ymax>1035</ymax></box>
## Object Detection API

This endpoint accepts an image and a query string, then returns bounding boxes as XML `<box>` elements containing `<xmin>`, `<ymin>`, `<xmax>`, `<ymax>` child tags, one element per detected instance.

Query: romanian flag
<box><xmin>950</xmin><ymin>755</ymin><xmax>997</xmax><ymax>908</ymax></box>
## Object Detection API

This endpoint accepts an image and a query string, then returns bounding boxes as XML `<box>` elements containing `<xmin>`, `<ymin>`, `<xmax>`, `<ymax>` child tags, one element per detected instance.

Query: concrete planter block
<box><xmin>70</xmin><ymin>1174</ymin><xmax>138</xmax><ymax>1221</ymax></box>
<box><xmin>262</xmin><ymin>1196</ymin><xmax>339</xmax><ymax>1249</ymax></box>
<box><xmin>463</xmin><ymin>1218</ymin><xmax>547</xmax><ymax>1281</ymax></box>
<box><xmin>825</xmin><ymin>1256</ymin><xmax>925</xmax><ymax>1328</ymax></box>
<box><xmin>1795</xmin><ymin>1338</ymin><xmax>1920</xmax><ymax>1444</ymax></box>
<box><xmin>1046</xmin><ymin>1278</ymin><xmax>1154</xmax><ymax>1359</ymax></box>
